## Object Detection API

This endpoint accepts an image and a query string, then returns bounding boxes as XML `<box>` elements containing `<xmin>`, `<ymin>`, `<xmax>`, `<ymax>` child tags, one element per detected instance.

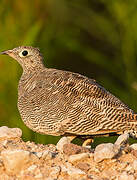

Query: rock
<box><xmin>88</xmin><ymin>174</ymin><xmax>102</xmax><ymax>180</ymax></box>
<box><xmin>35</xmin><ymin>151</ymin><xmax>43</xmax><ymax>158</ymax></box>
<box><xmin>42</xmin><ymin>150</ymin><xmax>57</xmax><ymax>160</ymax></box>
<box><xmin>102</xmin><ymin>169</ymin><xmax>117</xmax><ymax>179</ymax></box>
<box><xmin>32</xmin><ymin>150</ymin><xmax>56</xmax><ymax>160</ymax></box>
<box><xmin>49</xmin><ymin>166</ymin><xmax>61</xmax><ymax>179</ymax></box>
<box><xmin>130</xmin><ymin>143</ymin><xmax>137</xmax><ymax>150</ymax></box>
<box><xmin>1</xmin><ymin>149</ymin><xmax>37</xmax><ymax>175</ymax></box>
<box><xmin>114</xmin><ymin>133</ymin><xmax>129</xmax><ymax>146</ymax></box>
<box><xmin>0</xmin><ymin>126</ymin><xmax>22</xmax><ymax>140</ymax></box>
<box><xmin>76</xmin><ymin>162</ymin><xmax>90</xmax><ymax>172</ymax></box>
<box><xmin>34</xmin><ymin>173</ymin><xmax>43</xmax><ymax>179</ymax></box>
<box><xmin>125</xmin><ymin>164</ymin><xmax>133</xmax><ymax>172</ymax></box>
<box><xmin>56</xmin><ymin>137</ymin><xmax>71</xmax><ymax>152</ymax></box>
<box><xmin>1</xmin><ymin>126</ymin><xmax>137</xmax><ymax>179</ymax></box>
<box><xmin>94</xmin><ymin>143</ymin><xmax>119</xmax><ymax>162</ymax></box>
<box><xmin>68</xmin><ymin>153</ymin><xmax>90</xmax><ymax>163</ymax></box>
<box><xmin>131</xmin><ymin>149</ymin><xmax>137</xmax><ymax>158</ymax></box>
<box><xmin>61</xmin><ymin>162</ymin><xmax>86</xmax><ymax>177</ymax></box>
<box><xmin>132</xmin><ymin>160</ymin><xmax>137</xmax><ymax>171</ymax></box>
<box><xmin>27</xmin><ymin>164</ymin><xmax>37</xmax><ymax>172</ymax></box>
<box><xmin>118</xmin><ymin>171</ymin><xmax>134</xmax><ymax>180</ymax></box>
<box><xmin>63</xmin><ymin>143</ymin><xmax>91</xmax><ymax>155</ymax></box>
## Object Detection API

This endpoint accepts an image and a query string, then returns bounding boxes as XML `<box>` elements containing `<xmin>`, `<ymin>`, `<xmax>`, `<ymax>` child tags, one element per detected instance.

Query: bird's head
<box><xmin>1</xmin><ymin>46</ymin><xmax>45</xmax><ymax>72</ymax></box>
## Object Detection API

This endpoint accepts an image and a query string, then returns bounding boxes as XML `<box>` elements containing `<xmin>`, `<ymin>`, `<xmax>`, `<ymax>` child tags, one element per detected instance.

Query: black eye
<box><xmin>22</xmin><ymin>50</ymin><xmax>28</xmax><ymax>56</ymax></box>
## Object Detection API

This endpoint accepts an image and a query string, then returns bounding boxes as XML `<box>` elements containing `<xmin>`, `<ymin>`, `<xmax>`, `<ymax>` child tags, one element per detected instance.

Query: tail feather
<box><xmin>121</xmin><ymin>113</ymin><xmax>137</xmax><ymax>122</ymax></box>
<box><xmin>124</xmin><ymin>113</ymin><xmax>137</xmax><ymax>138</ymax></box>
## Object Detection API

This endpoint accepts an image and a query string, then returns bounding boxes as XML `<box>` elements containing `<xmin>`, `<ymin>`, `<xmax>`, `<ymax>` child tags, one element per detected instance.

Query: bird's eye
<box><xmin>19</xmin><ymin>50</ymin><xmax>29</xmax><ymax>57</ymax></box>
<box><xmin>22</xmin><ymin>50</ymin><xmax>28</xmax><ymax>56</ymax></box>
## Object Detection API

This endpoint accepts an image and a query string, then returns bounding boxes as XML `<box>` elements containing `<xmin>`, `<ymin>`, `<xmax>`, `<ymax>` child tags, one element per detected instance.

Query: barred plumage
<box><xmin>1</xmin><ymin>46</ymin><xmax>137</xmax><ymax>145</ymax></box>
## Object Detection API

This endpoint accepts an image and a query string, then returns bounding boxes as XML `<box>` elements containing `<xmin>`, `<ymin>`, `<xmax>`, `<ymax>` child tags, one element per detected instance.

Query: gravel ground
<box><xmin>0</xmin><ymin>126</ymin><xmax>137</xmax><ymax>180</ymax></box>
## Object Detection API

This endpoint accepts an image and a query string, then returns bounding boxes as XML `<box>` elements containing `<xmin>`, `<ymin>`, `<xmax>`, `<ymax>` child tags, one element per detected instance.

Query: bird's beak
<box><xmin>0</xmin><ymin>50</ymin><xmax>13</xmax><ymax>55</ymax></box>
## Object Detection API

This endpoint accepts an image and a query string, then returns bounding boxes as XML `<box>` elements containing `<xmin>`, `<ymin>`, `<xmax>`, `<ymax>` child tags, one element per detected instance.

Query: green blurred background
<box><xmin>0</xmin><ymin>0</ymin><xmax>137</xmax><ymax>145</ymax></box>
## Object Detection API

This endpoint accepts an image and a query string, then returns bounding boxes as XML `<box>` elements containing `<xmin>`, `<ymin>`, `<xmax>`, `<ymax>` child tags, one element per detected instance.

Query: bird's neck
<box><xmin>18</xmin><ymin>66</ymin><xmax>46</xmax><ymax>97</ymax></box>
<box><xmin>23</xmin><ymin>62</ymin><xmax>45</xmax><ymax>74</ymax></box>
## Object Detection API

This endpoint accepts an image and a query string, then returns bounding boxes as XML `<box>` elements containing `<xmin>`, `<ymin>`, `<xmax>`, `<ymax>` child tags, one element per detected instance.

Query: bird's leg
<box><xmin>82</xmin><ymin>138</ymin><xmax>94</xmax><ymax>147</ymax></box>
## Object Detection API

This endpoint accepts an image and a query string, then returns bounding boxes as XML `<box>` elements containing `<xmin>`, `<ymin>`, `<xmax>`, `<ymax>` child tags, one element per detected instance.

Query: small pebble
<box><xmin>63</xmin><ymin>143</ymin><xmax>91</xmax><ymax>156</ymax></box>
<box><xmin>35</xmin><ymin>173</ymin><xmax>43</xmax><ymax>178</ymax></box>
<box><xmin>27</xmin><ymin>164</ymin><xmax>37</xmax><ymax>172</ymax></box>
<box><xmin>49</xmin><ymin>166</ymin><xmax>61</xmax><ymax>179</ymax></box>
<box><xmin>42</xmin><ymin>150</ymin><xmax>56</xmax><ymax>160</ymax></box>
<box><xmin>35</xmin><ymin>152</ymin><xmax>43</xmax><ymax>158</ymax></box>
<box><xmin>76</xmin><ymin>162</ymin><xmax>90</xmax><ymax>171</ymax></box>
<box><xmin>130</xmin><ymin>143</ymin><xmax>137</xmax><ymax>150</ymax></box>
<box><xmin>118</xmin><ymin>171</ymin><xmax>134</xmax><ymax>180</ymax></box>
<box><xmin>132</xmin><ymin>160</ymin><xmax>137</xmax><ymax>171</ymax></box>
<box><xmin>114</xmin><ymin>133</ymin><xmax>129</xmax><ymax>146</ymax></box>
<box><xmin>68</xmin><ymin>153</ymin><xmax>90</xmax><ymax>163</ymax></box>
<box><xmin>61</xmin><ymin>162</ymin><xmax>86</xmax><ymax>176</ymax></box>
<box><xmin>56</xmin><ymin>137</ymin><xmax>71</xmax><ymax>152</ymax></box>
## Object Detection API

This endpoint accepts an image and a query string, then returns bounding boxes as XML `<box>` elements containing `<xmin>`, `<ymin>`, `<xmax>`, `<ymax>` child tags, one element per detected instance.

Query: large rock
<box><xmin>0</xmin><ymin>126</ymin><xmax>22</xmax><ymax>140</ymax></box>
<box><xmin>1</xmin><ymin>149</ymin><xmax>38</xmax><ymax>175</ymax></box>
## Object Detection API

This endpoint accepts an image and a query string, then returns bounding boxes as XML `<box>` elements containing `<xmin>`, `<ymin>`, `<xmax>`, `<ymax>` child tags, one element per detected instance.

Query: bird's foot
<box><xmin>82</xmin><ymin>138</ymin><xmax>94</xmax><ymax>148</ymax></box>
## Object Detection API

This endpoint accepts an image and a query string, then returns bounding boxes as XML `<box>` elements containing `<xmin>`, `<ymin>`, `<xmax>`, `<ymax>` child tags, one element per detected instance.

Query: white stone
<box><xmin>118</xmin><ymin>171</ymin><xmax>134</xmax><ymax>180</ymax></box>
<box><xmin>42</xmin><ymin>150</ymin><xmax>49</xmax><ymax>158</ymax></box>
<box><xmin>56</xmin><ymin>137</ymin><xmax>71</xmax><ymax>152</ymax></box>
<box><xmin>49</xmin><ymin>166</ymin><xmax>61</xmax><ymax>179</ymax></box>
<box><xmin>34</xmin><ymin>173</ymin><xmax>43</xmax><ymax>178</ymax></box>
<box><xmin>94</xmin><ymin>143</ymin><xmax>119</xmax><ymax>162</ymax></box>
<box><xmin>114</xmin><ymin>133</ymin><xmax>129</xmax><ymax>146</ymax></box>
<box><xmin>61</xmin><ymin>162</ymin><xmax>86</xmax><ymax>176</ymax></box>
<box><xmin>0</xmin><ymin>126</ymin><xmax>22</xmax><ymax>140</ymax></box>
<box><xmin>68</xmin><ymin>153</ymin><xmax>90</xmax><ymax>163</ymax></box>
<box><xmin>28</xmin><ymin>164</ymin><xmax>37</xmax><ymax>172</ymax></box>
<box><xmin>130</xmin><ymin>143</ymin><xmax>137</xmax><ymax>150</ymax></box>
<box><xmin>1</xmin><ymin>149</ymin><xmax>33</xmax><ymax>174</ymax></box>
<box><xmin>35</xmin><ymin>151</ymin><xmax>43</xmax><ymax>158</ymax></box>
<box><xmin>1</xmin><ymin>140</ymin><xmax>8</xmax><ymax>146</ymax></box>
<box><xmin>132</xmin><ymin>160</ymin><xmax>137</xmax><ymax>171</ymax></box>
<box><xmin>42</xmin><ymin>150</ymin><xmax>55</xmax><ymax>160</ymax></box>
<box><xmin>125</xmin><ymin>165</ymin><xmax>133</xmax><ymax>171</ymax></box>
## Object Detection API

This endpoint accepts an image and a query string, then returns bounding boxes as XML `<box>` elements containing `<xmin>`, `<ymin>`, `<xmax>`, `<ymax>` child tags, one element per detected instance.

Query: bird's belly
<box><xmin>17</xmin><ymin>95</ymin><xmax>68</xmax><ymax>136</ymax></box>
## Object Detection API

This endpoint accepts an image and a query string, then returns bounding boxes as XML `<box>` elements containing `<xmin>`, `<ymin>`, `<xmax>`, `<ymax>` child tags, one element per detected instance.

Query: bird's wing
<box><xmin>38</xmin><ymin>69</ymin><xmax>134</xmax><ymax>135</ymax></box>
<box><xmin>49</xmin><ymin>69</ymin><xmax>133</xmax><ymax>113</ymax></box>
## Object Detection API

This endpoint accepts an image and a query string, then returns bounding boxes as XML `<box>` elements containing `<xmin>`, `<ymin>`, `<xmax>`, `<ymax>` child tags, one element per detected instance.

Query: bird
<box><xmin>1</xmin><ymin>46</ymin><xmax>137</xmax><ymax>146</ymax></box>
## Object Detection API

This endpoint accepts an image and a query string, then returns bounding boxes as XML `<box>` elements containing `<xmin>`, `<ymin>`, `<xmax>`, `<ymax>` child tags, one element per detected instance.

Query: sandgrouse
<box><xmin>1</xmin><ymin>46</ymin><xmax>137</xmax><ymax>146</ymax></box>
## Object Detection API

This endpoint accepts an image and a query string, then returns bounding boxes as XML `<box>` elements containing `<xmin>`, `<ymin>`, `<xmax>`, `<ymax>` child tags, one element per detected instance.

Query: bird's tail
<box><xmin>125</xmin><ymin>113</ymin><xmax>137</xmax><ymax>138</ymax></box>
